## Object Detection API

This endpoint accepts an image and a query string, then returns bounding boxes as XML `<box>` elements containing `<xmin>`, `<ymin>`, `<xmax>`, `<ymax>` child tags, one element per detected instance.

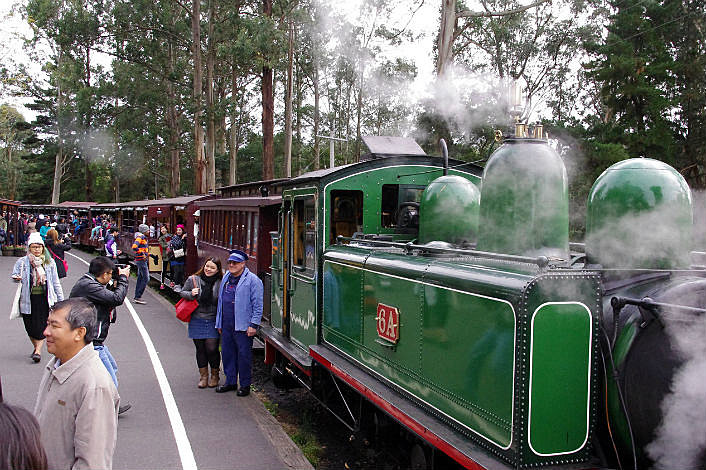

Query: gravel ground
<box><xmin>250</xmin><ymin>348</ymin><xmax>400</xmax><ymax>470</ymax></box>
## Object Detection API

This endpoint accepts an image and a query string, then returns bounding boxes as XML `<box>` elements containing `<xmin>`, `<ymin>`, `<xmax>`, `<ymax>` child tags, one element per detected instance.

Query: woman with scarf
<box><xmin>11</xmin><ymin>232</ymin><xmax>64</xmax><ymax>363</ymax></box>
<box><xmin>169</xmin><ymin>224</ymin><xmax>188</xmax><ymax>287</ymax></box>
<box><xmin>176</xmin><ymin>257</ymin><xmax>223</xmax><ymax>388</ymax></box>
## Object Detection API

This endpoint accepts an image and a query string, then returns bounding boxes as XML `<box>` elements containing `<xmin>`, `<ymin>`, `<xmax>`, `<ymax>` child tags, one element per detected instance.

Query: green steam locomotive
<box><xmin>260</xmin><ymin>132</ymin><xmax>705</xmax><ymax>469</ymax></box>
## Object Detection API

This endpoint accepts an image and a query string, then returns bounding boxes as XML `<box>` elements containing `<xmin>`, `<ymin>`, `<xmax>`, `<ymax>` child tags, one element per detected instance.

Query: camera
<box><xmin>110</xmin><ymin>263</ymin><xmax>129</xmax><ymax>286</ymax></box>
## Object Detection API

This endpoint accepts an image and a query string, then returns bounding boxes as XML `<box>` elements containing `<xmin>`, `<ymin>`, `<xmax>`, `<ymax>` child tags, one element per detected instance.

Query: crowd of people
<box><xmin>0</xmin><ymin>211</ymin><xmax>98</xmax><ymax>251</ymax></box>
<box><xmin>3</xmin><ymin>210</ymin><xmax>264</xmax><ymax>469</ymax></box>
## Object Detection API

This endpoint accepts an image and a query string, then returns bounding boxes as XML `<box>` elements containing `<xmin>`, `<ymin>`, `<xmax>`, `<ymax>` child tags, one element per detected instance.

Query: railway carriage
<box><xmin>0</xmin><ymin>198</ymin><xmax>23</xmax><ymax>243</ymax></box>
<box><xmin>91</xmin><ymin>195</ymin><xmax>212</xmax><ymax>276</ymax></box>
<box><xmin>197</xmin><ymin>193</ymin><xmax>281</xmax><ymax>320</ymax></box>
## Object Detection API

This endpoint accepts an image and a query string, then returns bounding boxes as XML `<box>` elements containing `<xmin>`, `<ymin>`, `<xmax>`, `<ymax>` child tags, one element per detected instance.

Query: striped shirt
<box><xmin>132</xmin><ymin>234</ymin><xmax>149</xmax><ymax>261</ymax></box>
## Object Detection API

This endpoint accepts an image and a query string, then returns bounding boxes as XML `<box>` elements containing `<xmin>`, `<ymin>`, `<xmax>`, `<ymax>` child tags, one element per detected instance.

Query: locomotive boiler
<box><xmin>260</xmin><ymin>133</ymin><xmax>706</xmax><ymax>469</ymax></box>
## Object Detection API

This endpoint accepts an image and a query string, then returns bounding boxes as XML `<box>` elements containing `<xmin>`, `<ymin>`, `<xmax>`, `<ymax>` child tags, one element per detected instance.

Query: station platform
<box><xmin>0</xmin><ymin>249</ymin><xmax>312</xmax><ymax>470</ymax></box>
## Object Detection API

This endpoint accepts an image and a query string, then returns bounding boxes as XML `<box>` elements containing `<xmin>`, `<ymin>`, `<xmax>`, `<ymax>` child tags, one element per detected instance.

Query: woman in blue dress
<box><xmin>177</xmin><ymin>257</ymin><xmax>223</xmax><ymax>388</ymax></box>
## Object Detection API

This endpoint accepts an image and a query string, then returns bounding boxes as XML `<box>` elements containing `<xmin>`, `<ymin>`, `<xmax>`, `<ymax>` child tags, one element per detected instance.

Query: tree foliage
<box><xmin>0</xmin><ymin>0</ymin><xmax>704</xmax><ymax>223</ymax></box>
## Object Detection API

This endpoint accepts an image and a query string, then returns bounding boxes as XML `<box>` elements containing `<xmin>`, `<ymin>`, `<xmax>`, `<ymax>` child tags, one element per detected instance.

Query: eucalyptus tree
<box><xmin>437</xmin><ymin>0</ymin><xmax>552</xmax><ymax>77</ymax></box>
<box><xmin>25</xmin><ymin>0</ymin><xmax>110</xmax><ymax>202</ymax></box>
<box><xmin>109</xmin><ymin>0</ymin><xmax>193</xmax><ymax>198</ymax></box>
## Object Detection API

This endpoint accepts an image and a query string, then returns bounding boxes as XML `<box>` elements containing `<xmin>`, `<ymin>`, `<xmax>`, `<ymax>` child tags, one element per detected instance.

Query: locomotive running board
<box><xmin>309</xmin><ymin>344</ymin><xmax>509</xmax><ymax>470</ymax></box>
<box><xmin>259</xmin><ymin>324</ymin><xmax>312</xmax><ymax>376</ymax></box>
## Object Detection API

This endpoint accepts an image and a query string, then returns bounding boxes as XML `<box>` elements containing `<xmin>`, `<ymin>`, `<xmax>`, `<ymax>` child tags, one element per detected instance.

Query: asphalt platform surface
<box><xmin>0</xmin><ymin>249</ymin><xmax>312</xmax><ymax>470</ymax></box>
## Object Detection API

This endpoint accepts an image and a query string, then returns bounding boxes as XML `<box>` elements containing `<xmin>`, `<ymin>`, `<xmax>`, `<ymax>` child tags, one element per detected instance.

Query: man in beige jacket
<box><xmin>34</xmin><ymin>298</ymin><xmax>120</xmax><ymax>470</ymax></box>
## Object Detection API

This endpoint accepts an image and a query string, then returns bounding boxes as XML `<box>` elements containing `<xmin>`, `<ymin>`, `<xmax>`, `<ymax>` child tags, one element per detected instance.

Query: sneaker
<box><xmin>118</xmin><ymin>403</ymin><xmax>132</xmax><ymax>415</ymax></box>
<box><xmin>133</xmin><ymin>299</ymin><xmax>146</xmax><ymax>305</ymax></box>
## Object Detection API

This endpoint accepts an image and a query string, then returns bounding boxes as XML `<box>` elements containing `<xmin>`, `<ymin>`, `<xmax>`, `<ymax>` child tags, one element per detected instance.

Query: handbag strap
<box><xmin>47</xmin><ymin>245</ymin><xmax>60</xmax><ymax>260</ymax></box>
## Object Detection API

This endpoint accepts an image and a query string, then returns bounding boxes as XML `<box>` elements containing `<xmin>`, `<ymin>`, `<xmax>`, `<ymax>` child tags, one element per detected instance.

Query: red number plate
<box><xmin>376</xmin><ymin>303</ymin><xmax>400</xmax><ymax>343</ymax></box>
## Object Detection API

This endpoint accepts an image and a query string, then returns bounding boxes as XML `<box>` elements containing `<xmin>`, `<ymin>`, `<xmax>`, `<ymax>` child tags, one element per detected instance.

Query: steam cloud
<box><xmin>646</xmin><ymin>311</ymin><xmax>706</xmax><ymax>469</ymax></box>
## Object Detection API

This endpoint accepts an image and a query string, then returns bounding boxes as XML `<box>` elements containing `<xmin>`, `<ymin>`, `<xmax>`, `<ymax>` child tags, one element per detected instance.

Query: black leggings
<box><xmin>193</xmin><ymin>338</ymin><xmax>220</xmax><ymax>369</ymax></box>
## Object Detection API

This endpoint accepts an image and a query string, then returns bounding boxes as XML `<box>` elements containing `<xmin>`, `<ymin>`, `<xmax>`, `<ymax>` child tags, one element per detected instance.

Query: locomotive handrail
<box><xmin>335</xmin><ymin>235</ymin><xmax>550</xmax><ymax>269</ymax></box>
<box><xmin>611</xmin><ymin>296</ymin><xmax>706</xmax><ymax>316</ymax></box>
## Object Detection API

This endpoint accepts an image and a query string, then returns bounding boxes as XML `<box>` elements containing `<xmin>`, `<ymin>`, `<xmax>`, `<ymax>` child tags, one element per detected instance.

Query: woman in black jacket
<box><xmin>177</xmin><ymin>257</ymin><xmax>223</xmax><ymax>388</ymax></box>
<box><xmin>45</xmin><ymin>229</ymin><xmax>71</xmax><ymax>279</ymax></box>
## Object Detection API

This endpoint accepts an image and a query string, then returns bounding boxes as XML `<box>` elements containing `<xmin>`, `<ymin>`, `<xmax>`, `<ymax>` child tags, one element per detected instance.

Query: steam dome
<box><xmin>585</xmin><ymin>158</ymin><xmax>693</xmax><ymax>269</ymax></box>
<box><xmin>418</xmin><ymin>175</ymin><xmax>480</xmax><ymax>245</ymax></box>
<box><xmin>477</xmin><ymin>139</ymin><xmax>569</xmax><ymax>258</ymax></box>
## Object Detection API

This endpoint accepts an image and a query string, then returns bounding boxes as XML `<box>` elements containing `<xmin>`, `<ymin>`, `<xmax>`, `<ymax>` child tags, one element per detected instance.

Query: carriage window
<box><xmin>237</xmin><ymin>211</ymin><xmax>244</xmax><ymax>249</ymax></box>
<box><xmin>330</xmin><ymin>190</ymin><xmax>363</xmax><ymax>244</ymax></box>
<box><xmin>246</xmin><ymin>212</ymin><xmax>252</xmax><ymax>253</ymax></box>
<box><xmin>380</xmin><ymin>184</ymin><xmax>424</xmax><ymax>231</ymax></box>
<box><xmin>253</xmin><ymin>214</ymin><xmax>259</xmax><ymax>256</ymax></box>
<box><xmin>293</xmin><ymin>196</ymin><xmax>315</xmax><ymax>275</ymax></box>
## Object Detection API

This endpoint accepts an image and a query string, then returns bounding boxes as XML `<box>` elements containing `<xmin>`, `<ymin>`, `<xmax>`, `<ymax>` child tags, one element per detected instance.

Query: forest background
<box><xmin>0</xmin><ymin>0</ymin><xmax>705</xmax><ymax>240</ymax></box>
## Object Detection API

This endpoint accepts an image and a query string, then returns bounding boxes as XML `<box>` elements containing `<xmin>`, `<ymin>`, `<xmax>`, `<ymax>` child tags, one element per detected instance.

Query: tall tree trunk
<box><xmin>52</xmin><ymin>49</ymin><xmax>64</xmax><ymax>204</ymax></box>
<box><xmin>84</xmin><ymin>44</ymin><xmax>93</xmax><ymax>202</ymax></box>
<box><xmin>355</xmin><ymin>82</ymin><xmax>362</xmax><ymax>161</ymax></box>
<box><xmin>344</xmin><ymin>82</ymin><xmax>352</xmax><ymax>162</ymax></box>
<box><xmin>313</xmin><ymin>64</ymin><xmax>320</xmax><ymax>171</ymax></box>
<box><xmin>284</xmin><ymin>18</ymin><xmax>294</xmax><ymax>177</ymax></box>
<box><xmin>8</xmin><ymin>146</ymin><xmax>16</xmax><ymax>200</ymax></box>
<box><xmin>437</xmin><ymin>0</ymin><xmax>456</xmax><ymax>77</ymax></box>
<box><xmin>295</xmin><ymin>62</ymin><xmax>302</xmax><ymax>175</ymax></box>
<box><xmin>167</xmin><ymin>29</ymin><xmax>180</xmax><ymax>197</ymax></box>
<box><xmin>229</xmin><ymin>62</ymin><xmax>239</xmax><ymax>185</ymax></box>
<box><xmin>205</xmin><ymin>0</ymin><xmax>216</xmax><ymax>192</ymax></box>
<box><xmin>192</xmin><ymin>0</ymin><xmax>206</xmax><ymax>194</ymax></box>
<box><xmin>261</xmin><ymin>0</ymin><xmax>274</xmax><ymax>180</ymax></box>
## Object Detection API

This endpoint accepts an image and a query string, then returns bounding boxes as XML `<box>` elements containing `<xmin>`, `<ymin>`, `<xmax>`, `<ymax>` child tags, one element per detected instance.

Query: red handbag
<box><xmin>175</xmin><ymin>276</ymin><xmax>199</xmax><ymax>322</ymax></box>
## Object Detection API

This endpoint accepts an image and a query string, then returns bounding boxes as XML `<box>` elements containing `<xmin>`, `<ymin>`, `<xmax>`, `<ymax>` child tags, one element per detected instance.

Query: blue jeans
<box><xmin>135</xmin><ymin>260</ymin><xmax>149</xmax><ymax>299</ymax></box>
<box><xmin>221</xmin><ymin>330</ymin><xmax>253</xmax><ymax>387</ymax></box>
<box><xmin>94</xmin><ymin>344</ymin><xmax>118</xmax><ymax>387</ymax></box>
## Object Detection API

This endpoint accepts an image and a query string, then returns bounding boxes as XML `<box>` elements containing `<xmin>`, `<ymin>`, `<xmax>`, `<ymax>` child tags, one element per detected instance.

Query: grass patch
<box><xmin>288</xmin><ymin>409</ymin><xmax>323</xmax><ymax>466</ymax></box>
<box><xmin>262</xmin><ymin>399</ymin><xmax>279</xmax><ymax>417</ymax></box>
<box><xmin>290</xmin><ymin>427</ymin><xmax>322</xmax><ymax>467</ymax></box>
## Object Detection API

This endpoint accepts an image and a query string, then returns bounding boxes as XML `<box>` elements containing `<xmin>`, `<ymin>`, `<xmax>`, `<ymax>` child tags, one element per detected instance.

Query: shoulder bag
<box><xmin>47</xmin><ymin>246</ymin><xmax>68</xmax><ymax>273</ymax></box>
<box><xmin>175</xmin><ymin>275</ymin><xmax>199</xmax><ymax>322</ymax></box>
<box><xmin>9</xmin><ymin>283</ymin><xmax>22</xmax><ymax>320</ymax></box>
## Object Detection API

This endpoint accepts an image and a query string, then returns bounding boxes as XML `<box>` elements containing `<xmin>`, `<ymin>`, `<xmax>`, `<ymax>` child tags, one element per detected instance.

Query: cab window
<box><xmin>293</xmin><ymin>196</ymin><xmax>316</xmax><ymax>276</ymax></box>
<box><xmin>330</xmin><ymin>190</ymin><xmax>363</xmax><ymax>244</ymax></box>
<box><xmin>381</xmin><ymin>184</ymin><xmax>424</xmax><ymax>232</ymax></box>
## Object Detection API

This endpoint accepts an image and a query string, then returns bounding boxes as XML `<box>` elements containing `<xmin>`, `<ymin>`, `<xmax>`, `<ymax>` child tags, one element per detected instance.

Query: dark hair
<box><xmin>0</xmin><ymin>403</ymin><xmax>48</xmax><ymax>470</ymax></box>
<box><xmin>51</xmin><ymin>298</ymin><xmax>98</xmax><ymax>344</ymax></box>
<box><xmin>109</xmin><ymin>227</ymin><xmax>119</xmax><ymax>234</ymax></box>
<box><xmin>89</xmin><ymin>256</ymin><xmax>115</xmax><ymax>277</ymax></box>
<box><xmin>194</xmin><ymin>257</ymin><xmax>223</xmax><ymax>280</ymax></box>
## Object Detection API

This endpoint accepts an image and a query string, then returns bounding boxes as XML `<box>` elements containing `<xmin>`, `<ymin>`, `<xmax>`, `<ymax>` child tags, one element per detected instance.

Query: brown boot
<box><xmin>208</xmin><ymin>367</ymin><xmax>220</xmax><ymax>388</ymax></box>
<box><xmin>198</xmin><ymin>367</ymin><xmax>208</xmax><ymax>389</ymax></box>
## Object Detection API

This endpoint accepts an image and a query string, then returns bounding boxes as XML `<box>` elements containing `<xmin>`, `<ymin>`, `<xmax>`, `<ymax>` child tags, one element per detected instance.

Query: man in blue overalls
<box><xmin>215</xmin><ymin>249</ymin><xmax>263</xmax><ymax>396</ymax></box>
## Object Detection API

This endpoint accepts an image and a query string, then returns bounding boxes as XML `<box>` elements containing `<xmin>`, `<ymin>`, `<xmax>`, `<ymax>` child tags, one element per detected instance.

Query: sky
<box><xmin>1</xmin><ymin>1</ymin><xmax>39</xmax><ymax>119</ymax></box>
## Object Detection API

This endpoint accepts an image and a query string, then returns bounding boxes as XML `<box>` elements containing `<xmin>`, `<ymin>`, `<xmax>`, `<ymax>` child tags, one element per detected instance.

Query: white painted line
<box><xmin>66</xmin><ymin>252</ymin><xmax>197</xmax><ymax>470</ymax></box>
